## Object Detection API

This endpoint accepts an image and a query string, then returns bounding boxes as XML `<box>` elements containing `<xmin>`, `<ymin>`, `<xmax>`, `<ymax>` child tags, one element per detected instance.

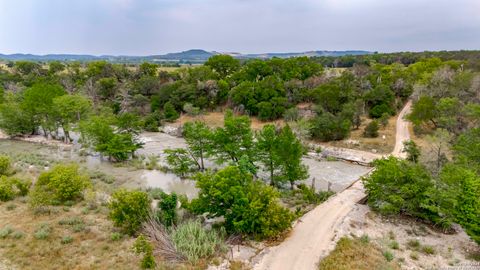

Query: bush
<box><xmin>0</xmin><ymin>176</ymin><xmax>30</xmax><ymax>201</ymax></box>
<box><xmin>383</xmin><ymin>250</ymin><xmax>394</xmax><ymax>262</ymax></box>
<box><xmin>156</xmin><ymin>192</ymin><xmax>177</xmax><ymax>227</ymax></box>
<box><xmin>310</xmin><ymin>113</ymin><xmax>351</xmax><ymax>141</ymax></box>
<box><xmin>284</xmin><ymin>107</ymin><xmax>300</xmax><ymax>122</ymax></box>
<box><xmin>132</xmin><ymin>234</ymin><xmax>156</xmax><ymax>269</ymax></box>
<box><xmin>164</xmin><ymin>101</ymin><xmax>179</xmax><ymax>122</ymax></box>
<box><xmin>61</xmin><ymin>235</ymin><xmax>74</xmax><ymax>244</ymax></box>
<box><xmin>108</xmin><ymin>189</ymin><xmax>151</xmax><ymax>235</ymax></box>
<box><xmin>421</xmin><ymin>245</ymin><xmax>435</xmax><ymax>255</ymax></box>
<box><xmin>171</xmin><ymin>220</ymin><xmax>226</xmax><ymax>263</ymax></box>
<box><xmin>183</xmin><ymin>103</ymin><xmax>200</xmax><ymax>116</ymax></box>
<box><xmin>369</xmin><ymin>103</ymin><xmax>393</xmax><ymax>118</ymax></box>
<box><xmin>363</xmin><ymin>157</ymin><xmax>439</xmax><ymax>221</ymax></box>
<box><xmin>30</xmin><ymin>164</ymin><xmax>91</xmax><ymax>206</ymax></box>
<box><xmin>34</xmin><ymin>223</ymin><xmax>51</xmax><ymax>240</ymax></box>
<box><xmin>191</xmin><ymin>166</ymin><xmax>294</xmax><ymax>239</ymax></box>
<box><xmin>0</xmin><ymin>226</ymin><xmax>13</xmax><ymax>238</ymax></box>
<box><xmin>363</xmin><ymin>120</ymin><xmax>379</xmax><ymax>138</ymax></box>
<box><xmin>0</xmin><ymin>155</ymin><xmax>11</xmax><ymax>175</ymax></box>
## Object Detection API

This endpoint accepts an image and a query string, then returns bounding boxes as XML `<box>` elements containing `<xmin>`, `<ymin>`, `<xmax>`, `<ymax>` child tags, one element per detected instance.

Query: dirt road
<box><xmin>391</xmin><ymin>100</ymin><xmax>412</xmax><ymax>158</ymax></box>
<box><xmin>252</xmin><ymin>102</ymin><xmax>412</xmax><ymax>270</ymax></box>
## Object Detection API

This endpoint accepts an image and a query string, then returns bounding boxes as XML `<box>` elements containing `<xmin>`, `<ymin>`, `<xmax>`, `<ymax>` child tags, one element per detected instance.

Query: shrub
<box><xmin>12</xmin><ymin>231</ymin><xmax>24</xmax><ymax>239</ymax></box>
<box><xmin>379</xmin><ymin>112</ymin><xmax>390</xmax><ymax>127</ymax></box>
<box><xmin>363</xmin><ymin>157</ymin><xmax>439</xmax><ymax>222</ymax></box>
<box><xmin>34</xmin><ymin>223</ymin><xmax>51</xmax><ymax>240</ymax></box>
<box><xmin>61</xmin><ymin>235</ymin><xmax>74</xmax><ymax>244</ymax></box>
<box><xmin>310</xmin><ymin>113</ymin><xmax>351</xmax><ymax>141</ymax></box>
<box><xmin>171</xmin><ymin>220</ymin><xmax>226</xmax><ymax>263</ymax></box>
<box><xmin>0</xmin><ymin>176</ymin><xmax>30</xmax><ymax>201</ymax></box>
<box><xmin>157</xmin><ymin>192</ymin><xmax>177</xmax><ymax>227</ymax></box>
<box><xmin>110</xmin><ymin>232</ymin><xmax>123</xmax><ymax>241</ymax></box>
<box><xmin>108</xmin><ymin>189</ymin><xmax>151</xmax><ymax>235</ymax></box>
<box><xmin>406</xmin><ymin>239</ymin><xmax>421</xmax><ymax>250</ymax></box>
<box><xmin>132</xmin><ymin>234</ymin><xmax>156</xmax><ymax>269</ymax></box>
<box><xmin>363</xmin><ymin>120</ymin><xmax>379</xmax><ymax>138</ymax></box>
<box><xmin>164</xmin><ymin>101</ymin><xmax>179</xmax><ymax>122</ymax></box>
<box><xmin>410</xmin><ymin>252</ymin><xmax>419</xmax><ymax>260</ymax></box>
<box><xmin>30</xmin><ymin>164</ymin><xmax>91</xmax><ymax>206</ymax></box>
<box><xmin>421</xmin><ymin>245</ymin><xmax>436</xmax><ymax>255</ymax></box>
<box><xmin>183</xmin><ymin>103</ymin><xmax>200</xmax><ymax>116</ymax></box>
<box><xmin>369</xmin><ymin>103</ymin><xmax>393</xmax><ymax>118</ymax></box>
<box><xmin>383</xmin><ymin>250</ymin><xmax>394</xmax><ymax>262</ymax></box>
<box><xmin>191</xmin><ymin>166</ymin><xmax>294</xmax><ymax>239</ymax></box>
<box><xmin>389</xmin><ymin>241</ymin><xmax>399</xmax><ymax>250</ymax></box>
<box><xmin>0</xmin><ymin>155</ymin><xmax>11</xmax><ymax>175</ymax></box>
<box><xmin>0</xmin><ymin>226</ymin><xmax>13</xmax><ymax>238</ymax></box>
<box><xmin>284</xmin><ymin>107</ymin><xmax>299</xmax><ymax>122</ymax></box>
<box><xmin>0</xmin><ymin>176</ymin><xmax>15</xmax><ymax>201</ymax></box>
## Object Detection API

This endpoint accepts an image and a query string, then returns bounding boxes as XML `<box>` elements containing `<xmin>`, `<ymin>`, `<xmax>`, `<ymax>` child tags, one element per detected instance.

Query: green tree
<box><xmin>21</xmin><ymin>82</ymin><xmax>66</xmax><ymax>136</ymax></box>
<box><xmin>164</xmin><ymin>148</ymin><xmax>196</xmax><ymax>177</ymax></box>
<box><xmin>109</xmin><ymin>189</ymin><xmax>151</xmax><ymax>235</ymax></box>
<box><xmin>408</xmin><ymin>96</ymin><xmax>438</xmax><ymax>128</ymax></box>
<box><xmin>0</xmin><ymin>96</ymin><xmax>36</xmax><ymax>136</ymax></box>
<box><xmin>310</xmin><ymin>112</ymin><xmax>351</xmax><ymax>141</ymax></box>
<box><xmin>132</xmin><ymin>234</ymin><xmax>156</xmax><ymax>269</ymax></box>
<box><xmin>403</xmin><ymin>140</ymin><xmax>421</xmax><ymax>163</ymax></box>
<box><xmin>139</xmin><ymin>62</ymin><xmax>158</xmax><ymax>77</ymax></box>
<box><xmin>363</xmin><ymin>157</ymin><xmax>438</xmax><ymax>220</ymax></box>
<box><xmin>211</xmin><ymin>111</ymin><xmax>254</xmax><ymax>163</ymax></box>
<box><xmin>156</xmin><ymin>192</ymin><xmax>177</xmax><ymax>227</ymax></box>
<box><xmin>183</xmin><ymin>121</ymin><xmax>213</xmax><ymax>171</ymax></box>
<box><xmin>163</xmin><ymin>101</ymin><xmax>179</xmax><ymax>122</ymax></box>
<box><xmin>275</xmin><ymin>125</ymin><xmax>309</xmax><ymax>189</ymax></box>
<box><xmin>53</xmin><ymin>94</ymin><xmax>92</xmax><ymax>142</ymax></box>
<box><xmin>363</xmin><ymin>120</ymin><xmax>379</xmax><ymax>138</ymax></box>
<box><xmin>205</xmin><ymin>55</ymin><xmax>240</xmax><ymax>78</ymax></box>
<box><xmin>256</xmin><ymin>125</ymin><xmax>281</xmax><ymax>186</ymax></box>
<box><xmin>437</xmin><ymin>164</ymin><xmax>480</xmax><ymax>243</ymax></box>
<box><xmin>191</xmin><ymin>166</ymin><xmax>294</xmax><ymax>239</ymax></box>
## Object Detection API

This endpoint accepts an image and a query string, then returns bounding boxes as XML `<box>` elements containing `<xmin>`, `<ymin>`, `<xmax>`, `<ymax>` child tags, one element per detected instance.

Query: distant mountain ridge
<box><xmin>0</xmin><ymin>49</ymin><xmax>372</xmax><ymax>63</ymax></box>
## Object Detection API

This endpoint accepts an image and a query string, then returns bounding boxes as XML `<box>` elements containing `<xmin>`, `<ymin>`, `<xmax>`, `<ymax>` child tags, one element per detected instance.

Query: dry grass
<box><xmin>0</xmin><ymin>198</ymin><xmax>140</xmax><ymax>270</ymax></box>
<box><xmin>323</xmin><ymin>116</ymin><xmax>397</xmax><ymax>154</ymax></box>
<box><xmin>318</xmin><ymin>236</ymin><xmax>400</xmax><ymax>270</ymax></box>
<box><xmin>172</xmin><ymin>111</ymin><xmax>285</xmax><ymax>131</ymax></box>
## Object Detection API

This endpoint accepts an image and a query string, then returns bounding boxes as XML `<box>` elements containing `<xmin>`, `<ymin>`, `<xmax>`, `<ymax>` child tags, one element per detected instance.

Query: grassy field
<box><xmin>0</xmin><ymin>198</ymin><xmax>140</xmax><ymax>270</ymax></box>
<box><xmin>318</xmin><ymin>236</ymin><xmax>400</xmax><ymax>270</ymax></box>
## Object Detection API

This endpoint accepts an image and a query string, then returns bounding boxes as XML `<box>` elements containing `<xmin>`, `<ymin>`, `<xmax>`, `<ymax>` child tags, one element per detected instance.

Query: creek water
<box><xmin>0</xmin><ymin>132</ymin><xmax>370</xmax><ymax>197</ymax></box>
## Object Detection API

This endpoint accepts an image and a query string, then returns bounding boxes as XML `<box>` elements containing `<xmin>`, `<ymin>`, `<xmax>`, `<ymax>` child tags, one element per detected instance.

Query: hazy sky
<box><xmin>1</xmin><ymin>0</ymin><xmax>479</xmax><ymax>55</ymax></box>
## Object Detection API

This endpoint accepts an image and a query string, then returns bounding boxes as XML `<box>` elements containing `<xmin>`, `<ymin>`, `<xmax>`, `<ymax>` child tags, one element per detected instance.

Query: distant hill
<box><xmin>0</xmin><ymin>49</ymin><xmax>371</xmax><ymax>63</ymax></box>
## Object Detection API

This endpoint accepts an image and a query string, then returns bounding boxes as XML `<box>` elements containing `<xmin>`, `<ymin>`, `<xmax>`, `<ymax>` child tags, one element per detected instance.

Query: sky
<box><xmin>0</xmin><ymin>0</ymin><xmax>479</xmax><ymax>55</ymax></box>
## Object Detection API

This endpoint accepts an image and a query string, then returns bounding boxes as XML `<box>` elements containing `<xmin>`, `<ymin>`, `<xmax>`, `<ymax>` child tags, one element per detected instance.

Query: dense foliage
<box><xmin>190</xmin><ymin>166</ymin><xmax>294</xmax><ymax>239</ymax></box>
<box><xmin>108</xmin><ymin>189</ymin><xmax>151</xmax><ymax>235</ymax></box>
<box><xmin>30</xmin><ymin>164</ymin><xmax>91</xmax><ymax>206</ymax></box>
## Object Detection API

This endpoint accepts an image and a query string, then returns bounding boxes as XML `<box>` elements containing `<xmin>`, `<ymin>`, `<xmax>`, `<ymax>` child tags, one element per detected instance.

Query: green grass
<box><xmin>171</xmin><ymin>220</ymin><xmax>226</xmax><ymax>263</ymax></box>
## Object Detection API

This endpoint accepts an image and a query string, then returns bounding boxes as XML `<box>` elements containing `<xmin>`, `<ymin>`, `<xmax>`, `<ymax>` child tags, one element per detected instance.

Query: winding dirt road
<box><xmin>252</xmin><ymin>102</ymin><xmax>412</xmax><ymax>270</ymax></box>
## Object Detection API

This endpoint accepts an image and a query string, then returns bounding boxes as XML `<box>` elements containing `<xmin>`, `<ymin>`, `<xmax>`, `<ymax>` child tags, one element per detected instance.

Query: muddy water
<box><xmin>0</xmin><ymin>132</ymin><xmax>370</xmax><ymax>198</ymax></box>
<box><xmin>0</xmin><ymin>138</ymin><xmax>198</xmax><ymax>198</ymax></box>
<box><xmin>138</xmin><ymin>132</ymin><xmax>371</xmax><ymax>192</ymax></box>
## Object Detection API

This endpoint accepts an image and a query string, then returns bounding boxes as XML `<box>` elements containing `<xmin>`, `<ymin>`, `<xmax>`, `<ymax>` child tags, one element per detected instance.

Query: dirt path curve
<box><xmin>252</xmin><ymin>102</ymin><xmax>412</xmax><ymax>270</ymax></box>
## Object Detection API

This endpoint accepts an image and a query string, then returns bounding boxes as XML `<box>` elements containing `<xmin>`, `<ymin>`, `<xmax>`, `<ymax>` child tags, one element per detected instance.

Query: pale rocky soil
<box><xmin>336</xmin><ymin>204</ymin><xmax>479</xmax><ymax>270</ymax></box>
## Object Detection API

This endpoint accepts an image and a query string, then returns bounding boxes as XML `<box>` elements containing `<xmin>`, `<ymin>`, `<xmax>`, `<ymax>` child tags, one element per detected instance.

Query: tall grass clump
<box><xmin>170</xmin><ymin>220</ymin><xmax>226</xmax><ymax>263</ymax></box>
